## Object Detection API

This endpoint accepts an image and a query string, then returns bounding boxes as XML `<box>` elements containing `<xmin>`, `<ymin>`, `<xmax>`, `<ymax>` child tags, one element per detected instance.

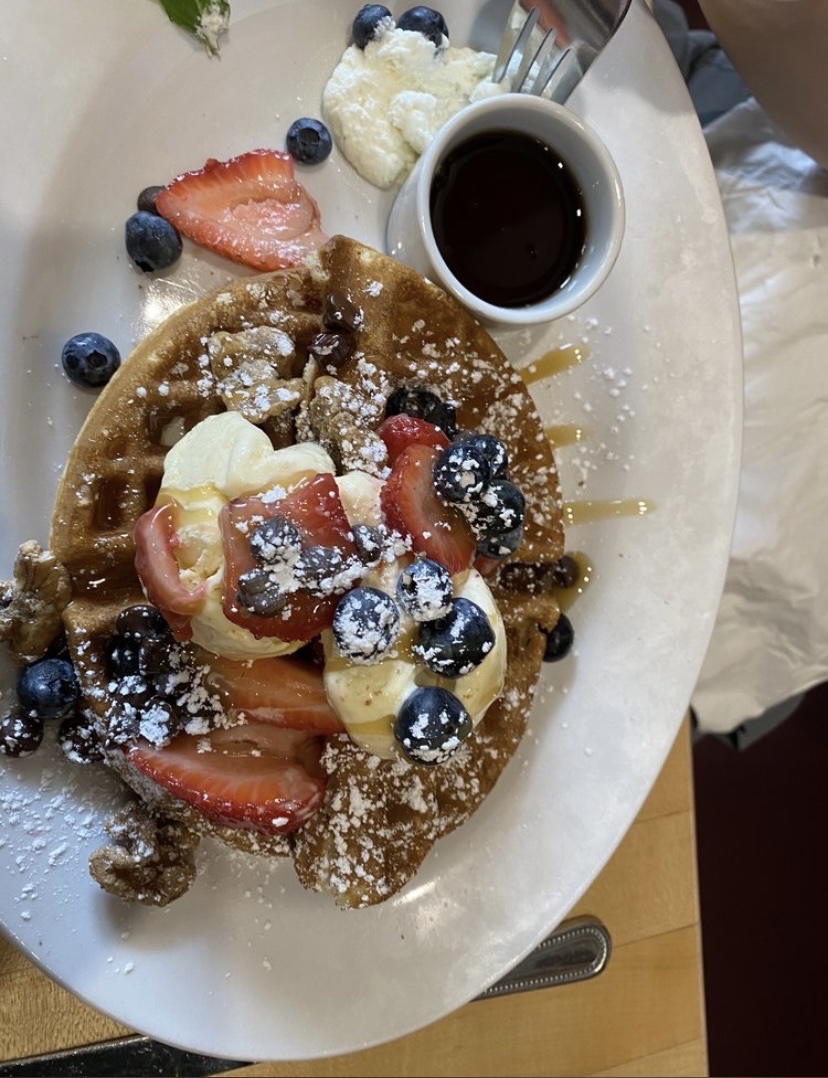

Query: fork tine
<box><xmin>493</xmin><ymin>0</ymin><xmax>527</xmax><ymax>82</ymax></box>
<box><xmin>544</xmin><ymin>42</ymin><xmax>596</xmax><ymax>103</ymax></box>
<box><xmin>493</xmin><ymin>2</ymin><xmax>540</xmax><ymax>84</ymax></box>
<box><xmin>515</xmin><ymin>27</ymin><xmax>558</xmax><ymax>92</ymax></box>
<box><xmin>512</xmin><ymin>24</ymin><xmax>557</xmax><ymax>91</ymax></box>
<box><xmin>494</xmin><ymin>0</ymin><xmax>632</xmax><ymax>101</ymax></box>
<box><xmin>528</xmin><ymin>34</ymin><xmax>567</xmax><ymax>95</ymax></box>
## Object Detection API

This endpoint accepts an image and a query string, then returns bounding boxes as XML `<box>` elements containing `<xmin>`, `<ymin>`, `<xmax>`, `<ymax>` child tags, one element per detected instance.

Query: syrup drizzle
<box><xmin>545</xmin><ymin>423</ymin><xmax>588</xmax><ymax>448</ymax></box>
<box><xmin>521</xmin><ymin>343</ymin><xmax>588</xmax><ymax>384</ymax></box>
<box><xmin>515</xmin><ymin>340</ymin><xmax>654</xmax><ymax>615</ymax></box>
<box><xmin>563</xmin><ymin>499</ymin><xmax>654</xmax><ymax>526</ymax></box>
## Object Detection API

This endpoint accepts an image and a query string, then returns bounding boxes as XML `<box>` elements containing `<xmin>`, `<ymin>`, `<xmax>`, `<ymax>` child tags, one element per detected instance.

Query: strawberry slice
<box><xmin>126</xmin><ymin>723</ymin><xmax>326</xmax><ymax>834</ymax></box>
<box><xmin>204</xmin><ymin>653</ymin><xmax>345</xmax><ymax>735</ymax></box>
<box><xmin>378</xmin><ymin>414</ymin><xmax>450</xmax><ymax>463</ymax></box>
<box><xmin>134</xmin><ymin>501</ymin><xmax>208</xmax><ymax>641</ymax></box>
<box><xmin>380</xmin><ymin>444</ymin><xmax>476</xmax><ymax>575</ymax></box>
<box><xmin>155</xmin><ymin>149</ymin><xmax>328</xmax><ymax>271</ymax></box>
<box><xmin>220</xmin><ymin>473</ymin><xmax>359</xmax><ymax>641</ymax></box>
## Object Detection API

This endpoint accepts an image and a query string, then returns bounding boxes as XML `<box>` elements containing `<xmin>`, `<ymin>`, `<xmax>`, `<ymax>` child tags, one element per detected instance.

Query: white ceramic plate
<box><xmin>0</xmin><ymin>0</ymin><xmax>741</xmax><ymax>1061</ymax></box>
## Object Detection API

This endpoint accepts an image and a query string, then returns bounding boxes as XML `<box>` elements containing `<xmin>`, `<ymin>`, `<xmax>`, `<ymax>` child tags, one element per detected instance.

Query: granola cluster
<box><xmin>0</xmin><ymin>540</ymin><xmax>71</xmax><ymax>663</ymax></box>
<box><xmin>88</xmin><ymin>801</ymin><xmax>200</xmax><ymax>907</ymax></box>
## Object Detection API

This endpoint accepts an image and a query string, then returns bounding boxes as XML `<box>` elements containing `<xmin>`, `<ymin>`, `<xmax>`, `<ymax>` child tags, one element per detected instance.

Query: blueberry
<box><xmin>61</xmin><ymin>332</ymin><xmax>121</xmax><ymax>389</ymax></box>
<box><xmin>105</xmin><ymin>634</ymin><xmax>142</xmax><ymax>678</ymax></box>
<box><xmin>137</xmin><ymin>637</ymin><xmax>172</xmax><ymax>677</ymax></box>
<box><xmin>116</xmin><ymin>604</ymin><xmax>171</xmax><ymax>642</ymax></box>
<box><xmin>397</xmin><ymin>6</ymin><xmax>448</xmax><ymax>46</ymax></box>
<box><xmin>125</xmin><ymin>209</ymin><xmax>182</xmax><ymax>273</ymax></box>
<box><xmin>58</xmin><ymin>713</ymin><xmax>104</xmax><ymax>764</ymax></box>
<box><xmin>138</xmin><ymin>697</ymin><xmax>185</xmax><ymax>748</ymax></box>
<box><xmin>237</xmin><ymin>568</ymin><xmax>287</xmax><ymax>617</ymax></box>
<box><xmin>322</xmin><ymin>291</ymin><xmax>363</xmax><ymax>333</ymax></box>
<box><xmin>0</xmin><ymin>709</ymin><xmax>44</xmax><ymax>758</ymax></box>
<box><xmin>249</xmin><ymin>515</ymin><xmax>302</xmax><ymax>565</ymax></box>
<box><xmin>396</xmin><ymin>558</ymin><xmax>453</xmax><ymax>622</ymax></box>
<box><xmin>332</xmin><ymin>586</ymin><xmax>400</xmax><ymax>664</ymax></box>
<box><xmin>351</xmin><ymin>4</ymin><xmax>393</xmax><ymax>48</ymax></box>
<box><xmin>308</xmin><ymin>331</ymin><xmax>354</xmax><ymax>369</ymax></box>
<box><xmin>385</xmin><ymin>386</ymin><xmax>457</xmax><ymax>439</ymax></box>
<box><xmin>455</xmin><ymin>432</ymin><xmax>508</xmax><ymax>478</ymax></box>
<box><xmin>136</xmin><ymin>185</ymin><xmax>165</xmax><ymax>214</ymax></box>
<box><xmin>104</xmin><ymin>707</ymin><xmax>142</xmax><ymax>748</ymax></box>
<box><xmin>286</xmin><ymin>117</ymin><xmax>333</xmax><ymax>165</ymax></box>
<box><xmin>476</xmin><ymin>525</ymin><xmax>523</xmax><ymax>559</ymax></box>
<box><xmin>543</xmin><ymin>613</ymin><xmax>575</xmax><ymax>662</ymax></box>
<box><xmin>295</xmin><ymin>545</ymin><xmax>348</xmax><ymax>596</ymax></box>
<box><xmin>16</xmin><ymin>656</ymin><xmax>79</xmax><ymax>719</ymax></box>
<box><xmin>394</xmin><ymin>686</ymin><xmax>471</xmax><ymax>766</ymax></box>
<box><xmin>432</xmin><ymin>442</ymin><xmax>492</xmax><ymax>504</ymax></box>
<box><xmin>352</xmin><ymin>523</ymin><xmax>384</xmax><ymax>565</ymax></box>
<box><xmin>473</xmin><ymin>478</ymin><xmax>526</xmax><ymax>536</ymax></box>
<box><xmin>416</xmin><ymin>596</ymin><xmax>495</xmax><ymax>678</ymax></box>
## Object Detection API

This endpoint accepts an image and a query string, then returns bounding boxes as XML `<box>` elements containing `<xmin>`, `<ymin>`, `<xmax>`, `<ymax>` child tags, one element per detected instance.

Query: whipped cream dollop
<box><xmin>322</xmin><ymin>25</ymin><xmax>506</xmax><ymax>188</ymax></box>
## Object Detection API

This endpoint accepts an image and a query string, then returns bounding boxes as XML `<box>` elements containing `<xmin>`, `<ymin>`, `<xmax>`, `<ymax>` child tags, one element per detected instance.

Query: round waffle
<box><xmin>50</xmin><ymin>235</ymin><xmax>565</xmax><ymax>907</ymax></box>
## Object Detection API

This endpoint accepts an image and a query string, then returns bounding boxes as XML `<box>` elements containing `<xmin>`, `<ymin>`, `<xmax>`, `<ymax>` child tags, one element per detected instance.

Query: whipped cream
<box><xmin>322</xmin><ymin>26</ymin><xmax>506</xmax><ymax>189</ymax></box>
<box><xmin>323</xmin><ymin>562</ymin><xmax>507</xmax><ymax>759</ymax></box>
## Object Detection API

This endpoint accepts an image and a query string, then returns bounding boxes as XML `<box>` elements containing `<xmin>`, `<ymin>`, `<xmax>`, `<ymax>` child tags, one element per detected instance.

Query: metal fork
<box><xmin>493</xmin><ymin>0</ymin><xmax>633</xmax><ymax>103</ymax></box>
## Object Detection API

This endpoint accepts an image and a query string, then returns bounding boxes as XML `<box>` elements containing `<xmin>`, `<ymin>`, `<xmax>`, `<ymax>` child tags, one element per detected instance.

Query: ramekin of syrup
<box><xmin>387</xmin><ymin>94</ymin><xmax>624</xmax><ymax>328</ymax></box>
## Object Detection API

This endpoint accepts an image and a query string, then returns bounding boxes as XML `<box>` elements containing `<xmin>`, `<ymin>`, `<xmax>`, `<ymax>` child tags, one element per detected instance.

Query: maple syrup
<box><xmin>429</xmin><ymin>129</ymin><xmax>586</xmax><ymax>308</ymax></box>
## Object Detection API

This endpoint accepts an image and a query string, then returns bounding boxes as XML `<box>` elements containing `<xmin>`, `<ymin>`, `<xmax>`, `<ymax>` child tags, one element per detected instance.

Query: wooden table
<box><xmin>0</xmin><ymin>719</ymin><xmax>706</xmax><ymax>1077</ymax></box>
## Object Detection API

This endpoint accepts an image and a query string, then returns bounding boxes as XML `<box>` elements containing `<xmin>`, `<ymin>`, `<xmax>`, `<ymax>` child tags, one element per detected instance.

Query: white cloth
<box><xmin>692</xmin><ymin>99</ymin><xmax>828</xmax><ymax>733</ymax></box>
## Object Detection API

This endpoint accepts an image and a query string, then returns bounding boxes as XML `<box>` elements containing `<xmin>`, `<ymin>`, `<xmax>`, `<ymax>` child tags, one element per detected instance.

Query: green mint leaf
<box><xmin>158</xmin><ymin>0</ymin><xmax>231</xmax><ymax>56</ymax></box>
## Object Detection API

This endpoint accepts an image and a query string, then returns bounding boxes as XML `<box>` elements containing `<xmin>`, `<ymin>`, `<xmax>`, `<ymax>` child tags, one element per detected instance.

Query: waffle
<box><xmin>49</xmin><ymin>235</ymin><xmax>565</xmax><ymax>907</ymax></box>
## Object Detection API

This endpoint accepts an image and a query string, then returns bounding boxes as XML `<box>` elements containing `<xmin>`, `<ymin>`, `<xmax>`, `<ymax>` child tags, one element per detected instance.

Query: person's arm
<box><xmin>696</xmin><ymin>0</ymin><xmax>828</xmax><ymax>166</ymax></box>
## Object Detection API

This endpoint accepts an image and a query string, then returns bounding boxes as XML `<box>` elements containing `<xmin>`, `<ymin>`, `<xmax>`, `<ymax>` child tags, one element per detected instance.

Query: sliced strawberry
<box><xmin>380</xmin><ymin>444</ymin><xmax>476</xmax><ymax>575</ymax></box>
<box><xmin>220</xmin><ymin>473</ymin><xmax>359</xmax><ymax>642</ymax></box>
<box><xmin>204</xmin><ymin>653</ymin><xmax>345</xmax><ymax>735</ymax></box>
<box><xmin>277</xmin><ymin>471</ymin><xmax>356</xmax><ymax>547</ymax></box>
<box><xmin>133</xmin><ymin>501</ymin><xmax>208</xmax><ymax>641</ymax></box>
<box><xmin>378</xmin><ymin>414</ymin><xmax>450</xmax><ymax>463</ymax></box>
<box><xmin>155</xmin><ymin>149</ymin><xmax>328</xmax><ymax>271</ymax></box>
<box><xmin>126</xmin><ymin>723</ymin><xmax>326</xmax><ymax>834</ymax></box>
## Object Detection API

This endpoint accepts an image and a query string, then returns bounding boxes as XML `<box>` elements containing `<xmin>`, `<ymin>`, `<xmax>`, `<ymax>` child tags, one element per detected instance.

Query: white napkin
<box><xmin>691</xmin><ymin>99</ymin><xmax>828</xmax><ymax>733</ymax></box>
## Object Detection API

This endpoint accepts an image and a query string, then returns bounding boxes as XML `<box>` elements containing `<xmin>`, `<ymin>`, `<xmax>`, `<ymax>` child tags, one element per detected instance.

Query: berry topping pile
<box><xmin>101</xmin><ymin>605</ymin><xmax>225</xmax><ymax>749</ymax></box>
<box><xmin>218</xmin><ymin>474</ymin><xmax>370</xmax><ymax>641</ymax></box>
<box><xmin>379</xmin><ymin>385</ymin><xmax>528</xmax><ymax>571</ymax></box>
<box><xmin>0</xmin><ymin>647</ymin><xmax>93</xmax><ymax>763</ymax></box>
